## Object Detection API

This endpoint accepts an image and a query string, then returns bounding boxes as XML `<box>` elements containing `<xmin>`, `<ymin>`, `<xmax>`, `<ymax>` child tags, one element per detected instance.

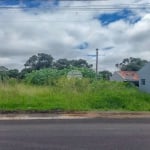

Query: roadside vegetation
<box><xmin>0</xmin><ymin>54</ymin><xmax>150</xmax><ymax>112</ymax></box>
<box><xmin>0</xmin><ymin>78</ymin><xmax>150</xmax><ymax>111</ymax></box>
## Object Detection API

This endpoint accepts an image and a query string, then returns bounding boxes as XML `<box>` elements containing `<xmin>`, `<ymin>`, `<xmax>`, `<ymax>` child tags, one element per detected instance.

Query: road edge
<box><xmin>0</xmin><ymin>111</ymin><xmax>150</xmax><ymax>120</ymax></box>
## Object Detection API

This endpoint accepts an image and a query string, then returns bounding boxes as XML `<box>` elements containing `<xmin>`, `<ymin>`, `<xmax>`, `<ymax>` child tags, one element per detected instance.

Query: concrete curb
<box><xmin>0</xmin><ymin>112</ymin><xmax>150</xmax><ymax>120</ymax></box>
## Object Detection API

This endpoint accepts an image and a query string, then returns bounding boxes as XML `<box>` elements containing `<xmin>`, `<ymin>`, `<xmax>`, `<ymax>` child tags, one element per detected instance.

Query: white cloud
<box><xmin>0</xmin><ymin>0</ymin><xmax>149</xmax><ymax>72</ymax></box>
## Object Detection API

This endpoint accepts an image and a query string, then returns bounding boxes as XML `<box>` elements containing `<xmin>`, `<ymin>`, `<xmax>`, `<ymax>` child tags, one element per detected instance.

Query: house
<box><xmin>110</xmin><ymin>71</ymin><xmax>139</xmax><ymax>86</ymax></box>
<box><xmin>138</xmin><ymin>62</ymin><xmax>150</xmax><ymax>93</ymax></box>
<box><xmin>67</xmin><ymin>70</ymin><xmax>83</xmax><ymax>79</ymax></box>
<box><xmin>0</xmin><ymin>66</ymin><xmax>8</xmax><ymax>72</ymax></box>
<box><xmin>0</xmin><ymin>66</ymin><xmax>9</xmax><ymax>82</ymax></box>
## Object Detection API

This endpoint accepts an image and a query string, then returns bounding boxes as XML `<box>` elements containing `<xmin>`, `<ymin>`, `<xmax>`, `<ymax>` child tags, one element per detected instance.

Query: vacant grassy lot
<box><xmin>0</xmin><ymin>79</ymin><xmax>150</xmax><ymax>111</ymax></box>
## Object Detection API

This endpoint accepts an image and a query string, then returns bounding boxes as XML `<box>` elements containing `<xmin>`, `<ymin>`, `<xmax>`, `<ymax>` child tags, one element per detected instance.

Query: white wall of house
<box><xmin>138</xmin><ymin>62</ymin><xmax>150</xmax><ymax>93</ymax></box>
<box><xmin>110</xmin><ymin>72</ymin><xmax>124</xmax><ymax>82</ymax></box>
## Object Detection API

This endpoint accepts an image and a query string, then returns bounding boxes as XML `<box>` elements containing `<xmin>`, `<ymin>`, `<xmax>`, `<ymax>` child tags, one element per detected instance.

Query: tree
<box><xmin>24</xmin><ymin>55</ymin><xmax>38</xmax><ymax>70</ymax></box>
<box><xmin>99</xmin><ymin>70</ymin><xmax>112</xmax><ymax>80</ymax></box>
<box><xmin>54</xmin><ymin>58</ymin><xmax>93</xmax><ymax>70</ymax></box>
<box><xmin>79</xmin><ymin>67</ymin><xmax>95</xmax><ymax>78</ymax></box>
<box><xmin>19</xmin><ymin>68</ymin><xmax>33</xmax><ymax>79</ymax></box>
<box><xmin>24</xmin><ymin>53</ymin><xmax>53</xmax><ymax>70</ymax></box>
<box><xmin>24</xmin><ymin>68</ymin><xmax>68</xmax><ymax>85</ymax></box>
<box><xmin>36</xmin><ymin>53</ymin><xmax>54</xmax><ymax>70</ymax></box>
<box><xmin>8</xmin><ymin>69</ymin><xmax>19</xmax><ymax>79</ymax></box>
<box><xmin>115</xmin><ymin>57</ymin><xmax>148</xmax><ymax>71</ymax></box>
<box><xmin>54</xmin><ymin>59</ymin><xmax>70</xmax><ymax>70</ymax></box>
<box><xmin>70</xmin><ymin>59</ymin><xmax>92</xmax><ymax>68</ymax></box>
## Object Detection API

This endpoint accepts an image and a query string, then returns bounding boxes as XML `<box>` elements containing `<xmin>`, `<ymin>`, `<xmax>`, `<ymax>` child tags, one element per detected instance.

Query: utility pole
<box><xmin>96</xmin><ymin>48</ymin><xmax>99</xmax><ymax>79</ymax></box>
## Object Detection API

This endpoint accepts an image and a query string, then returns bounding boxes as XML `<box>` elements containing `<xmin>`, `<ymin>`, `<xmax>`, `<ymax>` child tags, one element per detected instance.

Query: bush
<box><xmin>24</xmin><ymin>69</ymin><xmax>68</xmax><ymax>85</ymax></box>
<box><xmin>24</xmin><ymin>68</ymin><xmax>96</xmax><ymax>85</ymax></box>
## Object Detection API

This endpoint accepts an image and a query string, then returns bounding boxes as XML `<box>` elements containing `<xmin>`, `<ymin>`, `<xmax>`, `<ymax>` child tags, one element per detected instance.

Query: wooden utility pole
<box><xmin>96</xmin><ymin>48</ymin><xmax>99</xmax><ymax>79</ymax></box>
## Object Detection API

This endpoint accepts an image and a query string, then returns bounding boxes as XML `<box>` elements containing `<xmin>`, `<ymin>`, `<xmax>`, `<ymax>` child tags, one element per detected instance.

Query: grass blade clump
<box><xmin>0</xmin><ymin>79</ymin><xmax>150</xmax><ymax>111</ymax></box>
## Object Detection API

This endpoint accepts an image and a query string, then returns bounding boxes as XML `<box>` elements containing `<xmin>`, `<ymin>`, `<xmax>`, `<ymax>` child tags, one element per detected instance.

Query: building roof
<box><xmin>0</xmin><ymin>66</ymin><xmax>8</xmax><ymax>72</ymax></box>
<box><xmin>118</xmin><ymin>71</ymin><xmax>139</xmax><ymax>81</ymax></box>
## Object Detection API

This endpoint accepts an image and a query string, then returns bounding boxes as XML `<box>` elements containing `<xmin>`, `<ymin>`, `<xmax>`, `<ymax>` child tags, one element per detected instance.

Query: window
<box><xmin>141</xmin><ymin>79</ymin><xmax>146</xmax><ymax>85</ymax></box>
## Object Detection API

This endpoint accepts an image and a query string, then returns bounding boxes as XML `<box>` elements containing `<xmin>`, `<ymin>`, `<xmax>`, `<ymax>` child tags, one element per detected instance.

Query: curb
<box><xmin>0</xmin><ymin>112</ymin><xmax>150</xmax><ymax>120</ymax></box>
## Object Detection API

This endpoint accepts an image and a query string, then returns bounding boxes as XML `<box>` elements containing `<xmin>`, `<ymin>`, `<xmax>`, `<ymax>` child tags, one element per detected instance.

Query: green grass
<box><xmin>0</xmin><ymin>79</ymin><xmax>150</xmax><ymax>111</ymax></box>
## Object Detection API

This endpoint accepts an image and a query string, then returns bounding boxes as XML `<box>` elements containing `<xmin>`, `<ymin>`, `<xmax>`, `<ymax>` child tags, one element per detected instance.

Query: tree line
<box><xmin>0</xmin><ymin>53</ymin><xmax>95</xmax><ymax>82</ymax></box>
<box><xmin>115</xmin><ymin>57</ymin><xmax>148</xmax><ymax>71</ymax></box>
<box><xmin>0</xmin><ymin>53</ymin><xmax>148</xmax><ymax>83</ymax></box>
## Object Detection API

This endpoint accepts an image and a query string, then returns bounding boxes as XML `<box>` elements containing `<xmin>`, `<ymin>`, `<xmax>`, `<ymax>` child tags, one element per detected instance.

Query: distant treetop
<box><xmin>115</xmin><ymin>57</ymin><xmax>148</xmax><ymax>71</ymax></box>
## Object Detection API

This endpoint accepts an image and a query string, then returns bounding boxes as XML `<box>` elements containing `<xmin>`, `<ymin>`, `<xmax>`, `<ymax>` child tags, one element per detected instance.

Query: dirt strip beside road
<box><xmin>0</xmin><ymin>111</ymin><xmax>150</xmax><ymax>120</ymax></box>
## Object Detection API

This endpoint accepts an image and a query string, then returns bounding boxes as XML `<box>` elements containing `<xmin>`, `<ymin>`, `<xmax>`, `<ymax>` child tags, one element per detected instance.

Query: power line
<box><xmin>0</xmin><ymin>3</ymin><xmax>150</xmax><ymax>8</ymax></box>
<box><xmin>0</xmin><ymin>0</ymin><xmax>110</xmax><ymax>1</ymax></box>
<box><xmin>0</xmin><ymin>4</ymin><xmax>150</xmax><ymax>9</ymax></box>
<box><xmin>0</xmin><ymin>2</ymin><xmax>150</xmax><ymax>8</ymax></box>
<box><xmin>0</xmin><ymin>6</ymin><xmax>149</xmax><ymax>11</ymax></box>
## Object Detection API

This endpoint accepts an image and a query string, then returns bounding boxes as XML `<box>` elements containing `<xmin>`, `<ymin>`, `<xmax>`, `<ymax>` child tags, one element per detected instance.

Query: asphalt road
<box><xmin>0</xmin><ymin>118</ymin><xmax>150</xmax><ymax>150</ymax></box>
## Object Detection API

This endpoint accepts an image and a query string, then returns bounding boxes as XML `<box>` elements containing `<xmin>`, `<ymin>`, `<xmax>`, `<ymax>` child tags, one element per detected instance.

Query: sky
<box><xmin>0</xmin><ymin>0</ymin><xmax>150</xmax><ymax>72</ymax></box>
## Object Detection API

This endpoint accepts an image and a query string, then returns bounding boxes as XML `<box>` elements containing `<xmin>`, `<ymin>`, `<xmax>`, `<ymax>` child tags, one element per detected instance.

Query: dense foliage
<box><xmin>24</xmin><ymin>53</ymin><xmax>92</xmax><ymax>71</ymax></box>
<box><xmin>53</xmin><ymin>58</ymin><xmax>92</xmax><ymax>70</ymax></box>
<box><xmin>24</xmin><ymin>68</ymin><xmax>96</xmax><ymax>85</ymax></box>
<box><xmin>0</xmin><ymin>54</ymin><xmax>149</xmax><ymax>84</ymax></box>
<box><xmin>116</xmin><ymin>57</ymin><xmax>148</xmax><ymax>71</ymax></box>
<box><xmin>25</xmin><ymin>69</ymin><xmax>67</xmax><ymax>85</ymax></box>
<box><xmin>0</xmin><ymin>80</ymin><xmax>150</xmax><ymax>111</ymax></box>
<box><xmin>24</xmin><ymin>53</ymin><xmax>54</xmax><ymax>70</ymax></box>
<box><xmin>99</xmin><ymin>71</ymin><xmax>112</xmax><ymax>80</ymax></box>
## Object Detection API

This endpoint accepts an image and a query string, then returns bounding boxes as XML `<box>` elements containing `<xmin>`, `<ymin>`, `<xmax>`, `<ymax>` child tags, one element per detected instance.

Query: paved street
<box><xmin>0</xmin><ymin>118</ymin><xmax>150</xmax><ymax>150</ymax></box>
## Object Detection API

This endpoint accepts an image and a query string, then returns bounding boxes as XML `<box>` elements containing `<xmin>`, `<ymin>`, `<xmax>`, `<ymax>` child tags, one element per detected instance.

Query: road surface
<box><xmin>0</xmin><ymin>118</ymin><xmax>150</xmax><ymax>150</ymax></box>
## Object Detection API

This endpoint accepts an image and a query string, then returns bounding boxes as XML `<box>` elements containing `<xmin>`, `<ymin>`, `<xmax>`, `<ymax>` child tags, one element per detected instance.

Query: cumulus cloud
<box><xmin>0</xmin><ymin>0</ymin><xmax>149</xmax><ymax>72</ymax></box>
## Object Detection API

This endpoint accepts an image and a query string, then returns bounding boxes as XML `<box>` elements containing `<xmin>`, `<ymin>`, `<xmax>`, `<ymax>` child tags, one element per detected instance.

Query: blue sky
<box><xmin>0</xmin><ymin>0</ymin><xmax>142</xmax><ymax>25</ymax></box>
<box><xmin>0</xmin><ymin>0</ymin><xmax>41</xmax><ymax>6</ymax></box>
<box><xmin>76</xmin><ymin>42</ymin><xmax>89</xmax><ymax>50</ymax></box>
<box><xmin>0</xmin><ymin>0</ymin><xmax>149</xmax><ymax>71</ymax></box>
<box><xmin>96</xmin><ymin>9</ymin><xmax>141</xmax><ymax>25</ymax></box>
<box><xmin>0</xmin><ymin>0</ymin><xmax>19</xmax><ymax>5</ymax></box>
<box><xmin>0</xmin><ymin>0</ymin><xmax>59</xmax><ymax>8</ymax></box>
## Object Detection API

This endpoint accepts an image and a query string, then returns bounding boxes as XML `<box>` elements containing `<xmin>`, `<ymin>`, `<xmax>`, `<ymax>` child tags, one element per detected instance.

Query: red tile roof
<box><xmin>118</xmin><ymin>71</ymin><xmax>139</xmax><ymax>81</ymax></box>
